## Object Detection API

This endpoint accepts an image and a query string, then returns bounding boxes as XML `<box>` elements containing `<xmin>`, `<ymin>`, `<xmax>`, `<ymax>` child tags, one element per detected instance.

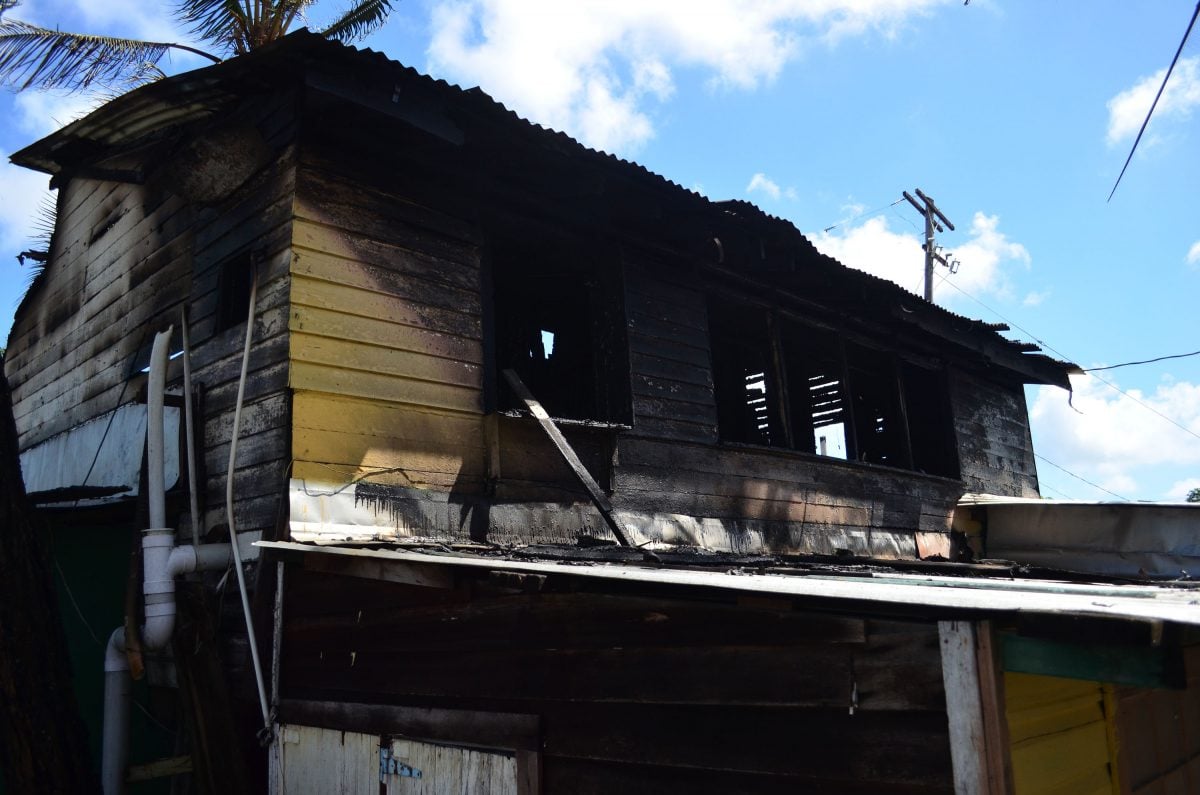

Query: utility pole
<box><xmin>903</xmin><ymin>189</ymin><xmax>956</xmax><ymax>301</ymax></box>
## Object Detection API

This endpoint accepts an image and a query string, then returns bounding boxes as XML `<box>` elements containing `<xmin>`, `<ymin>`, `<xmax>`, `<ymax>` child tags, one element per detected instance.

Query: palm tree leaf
<box><xmin>175</xmin><ymin>0</ymin><xmax>250</xmax><ymax>53</ymax></box>
<box><xmin>319</xmin><ymin>0</ymin><xmax>393</xmax><ymax>43</ymax></box>
<box><xmin>0</xmin><ymin>19</ymin><xmax>176</xmax><ymax>91</ymax></box>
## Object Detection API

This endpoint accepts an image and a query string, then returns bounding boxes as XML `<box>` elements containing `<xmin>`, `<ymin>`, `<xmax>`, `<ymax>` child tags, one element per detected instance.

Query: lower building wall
<box><xmin>278</xmin><ymin>568</ymin><xmax>955</xmax><ymax>793</ymax></box>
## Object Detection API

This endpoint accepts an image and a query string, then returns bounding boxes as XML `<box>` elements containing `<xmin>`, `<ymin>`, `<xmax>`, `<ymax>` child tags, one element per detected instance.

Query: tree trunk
<box><xmin>0</xmin><ymin>362</ymin><xmax>99</xmax><ymax>792</ymax></box>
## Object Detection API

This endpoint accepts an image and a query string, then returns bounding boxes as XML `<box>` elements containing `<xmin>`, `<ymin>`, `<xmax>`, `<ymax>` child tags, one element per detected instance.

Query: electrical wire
<box><xmin>821</xmin><ymin>197</ymin><xmax>905</xmax><ymax>233</ymax></box>
<box><xmin>932</xmin><ymin>271</ymin><xmax>1200</xmax><ymax>445</ymax></box>
<box><xmin>1034</xmin><ymin>453</ymin><xmax>1130</xmax><ymax>501</ymax></box>
<box><xmin>1083</xmin><ymin>349</ymin><xmax>1200</xmax><ymax>372</ymax></box>
<box><xmin>1108</xmin><ymin>1</ymin><xmax>1200</xmax><ymax>202</ymax></box>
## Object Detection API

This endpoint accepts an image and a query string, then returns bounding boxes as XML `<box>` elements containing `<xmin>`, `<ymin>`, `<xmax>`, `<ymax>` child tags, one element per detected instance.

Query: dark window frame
<box><xmin>485</xmin><ymin>234</ymin><xmax>633</xmax><ymax>427</ymax></box>
<box><xmin>709</xmin><ymin>300</ymin><xmax>959</xmax><ymax>478</ymax></box>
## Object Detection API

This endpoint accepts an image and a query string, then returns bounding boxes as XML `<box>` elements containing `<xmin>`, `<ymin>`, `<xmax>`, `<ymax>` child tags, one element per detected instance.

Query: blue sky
<box><xmin>2</xmin><ymin>0</ymin><xmax>1198</xmax><ymax>501</ymax></box>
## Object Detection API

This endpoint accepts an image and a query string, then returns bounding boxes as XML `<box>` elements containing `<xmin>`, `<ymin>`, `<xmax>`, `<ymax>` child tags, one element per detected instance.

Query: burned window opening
<box><xmin>491</xmin><ymin>239</ymin><xmax>631</xmax><ymax>424</ymax></box>
<box><xmin>710</xmin><ymin>301</ymin><xmax>958</xmax><ymax>477</ymax></box>
<box><xmin>215</xmin><ymin>251</ymin><xmax>255</xmax><ymax>333</ymax></box>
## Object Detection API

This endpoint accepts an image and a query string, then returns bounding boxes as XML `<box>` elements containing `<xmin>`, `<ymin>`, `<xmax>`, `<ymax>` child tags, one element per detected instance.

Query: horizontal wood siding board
<box><xmin>617</xmin><ymin>437</ymin><xmax>963</xmax><ymax>500</ymax></box>
<box><xmin>628</xmin><ymin>333</ymin><xmax>712</xmax><ymax>370</ymax></box>
<box><xmin>628</xmin><ymin>417</ymin><xmax>718</xmax><ymax>444</ymax></box>
<box><xmin>543</xmin><ymin>757</ymin><xmax>950</xmax><ymax>795</ymax></box>
<box><xmin>297</xmin><ymin>157</ymin><xmax>484</xmax><ymax>248</ymax></box>
<box><xmin>293</xmin><ymin>192</ymin><xmax>480</xmax><ymax>270</ymax></box>
<box><xmin>631</xmin><ymin>395</ymin><xmax>717</xmax><ymax>425</ymax></box>
<box><xmin>289</xmin><ymin>361</ymin><xmax>483</xmax><ymax>414</ymax></box>
<box><xmin>291</xmin><ymin>216</ymin><xmax>478</xmax><ymax>291</ymax></box>
<box><xmin>290</xmin><ymin>460</ymin><xmax>485</xmax><ymax>493</ymax></box>
<box><xmin>293</xmin><ymin>426</ymin><xmax>484</xmax><ymax>477</ymax></box>
<box><xmin>290</xmin><ymin>301</ymin><xmax>482</xmax><ymax>364</ymax></box>
<box><xmin>291</xmin><ymin>245</ymin><xmax>480</xmax><ymax>315</ymax></box>
<box><xmin>290</xmin><ymin>274</ymin><xmax>481</xmax><ymax>340</ymax></box>
<box><xmin>293</xmin><ymin>391</ymin><xmax>483</xmax><ymax>441</ymax></box>
<box><xmin>624</xmin><ymin>291</ymin><xmax>709</xmax><ymax>333</ymax></box>
<box><xmin>537</xmin><ymin>703</ymin><xmax>949</xmax><ymax>783</ymax></box>
<box><xmin>628</xmin><ymin>310</ymin><xmax>711</xmax><ymax>352</ymax></box>
<box><xmin>289</xmin><ymin>332</ymin><xmax>481</xmax><ymax>388</ymax></box>
<box><xmin>628</xmin><ymin>350</ymin><xmax>713</xmax><ymax>389</ymax></box>
<box><xmin>630</xmin><ymin>373</ymin><xmax>714</xmax><ymax>406</ymax></box>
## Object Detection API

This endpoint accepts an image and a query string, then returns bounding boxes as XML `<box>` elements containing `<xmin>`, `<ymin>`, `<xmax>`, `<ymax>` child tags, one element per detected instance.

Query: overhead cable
<box><xmin>1107</xmin><ymin>1</ymin><xmax>1200</xmax><ymax>202</ymax></box>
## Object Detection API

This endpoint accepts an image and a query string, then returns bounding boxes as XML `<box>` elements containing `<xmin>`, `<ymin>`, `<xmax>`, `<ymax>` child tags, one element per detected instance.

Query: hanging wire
<box><xmin>1034</xmin><ymin>453</ymin><xmax>1130</xmax><ymax>501</ymax></box>
<box><xmin>821</xmin><ymin>197</ymin><xmax>905</xmax><ymax>233</ymax></box>
<box><xmin>1108</xmin><ymin>1</ymin><xmax>1200</xmax><ymax>202</ymax></box>
<box><xmin>1083</xmin><ymin>349</ymin><xmax>1200</xmax><ymax>372</ymax></box>
<box><xmin>932</xmin><ymin>271</ymin><xmax>1200</xmax><ymax>445</ymax></box>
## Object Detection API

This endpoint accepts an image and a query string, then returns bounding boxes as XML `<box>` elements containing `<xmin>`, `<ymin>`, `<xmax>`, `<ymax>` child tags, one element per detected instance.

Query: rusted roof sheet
<box><xmin>257</xmin><ymin>539</ymin><xmax>1200</xmax><ymax>627</ymax></box>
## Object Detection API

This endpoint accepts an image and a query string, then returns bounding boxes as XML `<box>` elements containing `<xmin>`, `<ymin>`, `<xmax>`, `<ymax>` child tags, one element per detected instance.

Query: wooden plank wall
<box><xmin>287</xmin><ymin>138</ymin><xmax>487</xmax><ymax>515</ymax></box>
<box><xmin>614</xmin><ymin>262</ymin><xmax>963</xmax><ymax>557</ymax></box>
<box><xmin>280</xmin><ymin>568</ymin><xmax>954</xmax><ymax>793</ymax></box>
<box><xmin>1004</xmin><ymin>673</ymin><xmax>1118</xmax><ymax>795</ymax></box>
<box><xmin>1114</xmin><ymin>645</ymin><xmax>1200</xmax><ymax>795</ymax></box>
<box><xmin>948</xmin><ymin>370</ymin><xmax>1040</xmax><ymax>497</ymax></box>
<box><xmin>5</xmin><ymin>91</ymin><xmax>301</xmax><ymax>542</ymax></box>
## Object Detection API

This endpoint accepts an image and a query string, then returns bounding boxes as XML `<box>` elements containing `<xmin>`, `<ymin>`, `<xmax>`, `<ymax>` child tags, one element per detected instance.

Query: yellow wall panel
<box><xmin>289</xmin><ymin>303</ymin><xmax>482</xmax><ymax>364</ymax></box>
<box><xmin>289</xmin><ymin>362</ymin><xmax>482</xmax><ymax>414</ymax></box>
<box><xmin>290</xmin><ymin>332</ymin><xmax>481</xmax><ymax>389</ymax></box>
<box><xmin>1005</xmin><ymin>672</ymin><xmax>1118</xmax><ymax>795</ymax></box>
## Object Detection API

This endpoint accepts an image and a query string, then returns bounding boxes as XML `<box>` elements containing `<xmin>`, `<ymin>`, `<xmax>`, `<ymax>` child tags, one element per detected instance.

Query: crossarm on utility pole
<box><xmin>502</xmin><ymin>369</ymin><xmax>635</xmax><ymax>548</ymax></box>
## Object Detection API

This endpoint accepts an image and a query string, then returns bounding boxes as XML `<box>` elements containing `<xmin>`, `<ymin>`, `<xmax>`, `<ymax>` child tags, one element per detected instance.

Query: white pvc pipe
<box><xmin>102</xmin><ymin>629</ymin><xmax>131</xmax><ymax>795</ymax></box>
<box><xmin>146</xmin><ymin>327</ymin><xmax>172</xmax><ymax>530</ymax></box>
<box><xmin>102</xmin><ymin>541</ymin><xmax>232</xmax><ymax>794</ymax></box>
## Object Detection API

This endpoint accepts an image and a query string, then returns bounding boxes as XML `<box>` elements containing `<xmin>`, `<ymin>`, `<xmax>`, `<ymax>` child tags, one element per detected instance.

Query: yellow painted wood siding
<box><xmin>288</xmin><ymin>158</ymin><xmax>485</xmax><ymax>494</ymax></box>
<box><xmin>1005</xmin><ymin>672</ymin><xmax>1119</xmax><ymax>795</ymax></box>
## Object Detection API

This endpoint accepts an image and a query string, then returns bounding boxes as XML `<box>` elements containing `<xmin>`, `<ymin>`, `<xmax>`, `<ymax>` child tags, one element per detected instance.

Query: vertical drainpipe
<box><xmin>101</xmin><ymin>327</ymin><xmax>233</xmax><ymax>795</ymax></box>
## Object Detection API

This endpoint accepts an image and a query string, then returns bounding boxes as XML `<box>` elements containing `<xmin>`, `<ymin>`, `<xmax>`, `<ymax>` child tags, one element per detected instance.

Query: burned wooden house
<box><xmin>6</xmin><ymin>30</ymin><xmax>1199</xmax><ymax>795</ymax></box>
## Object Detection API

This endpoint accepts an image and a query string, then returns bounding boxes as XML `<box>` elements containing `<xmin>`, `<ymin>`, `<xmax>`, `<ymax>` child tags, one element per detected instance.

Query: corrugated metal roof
<box><xmin>257</xmin><ymin>540</ymin><xmax>1200</xmax><ymax>627</ymax></box>
<box><xmin>10</xmin><ymin>30</ymin><xmax>1076</xmax><ymax>382</ymax></box>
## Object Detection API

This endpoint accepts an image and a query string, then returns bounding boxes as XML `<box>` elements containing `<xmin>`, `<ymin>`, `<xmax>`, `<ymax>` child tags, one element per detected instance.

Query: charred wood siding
<box><xmin>948</xmin><ymin>370</ymin><xmax>1039</xmax><ymax>497</ymax></box>
<box><xmin>612</xmin><ymin>266</ymin><xmax>961</xmax><ymax>557</ymax></box>
<box><xmin>4</xmin><ymin>93</ymin><xmax>299</xmax><ymax>542</ymax></box>
<box><xmin>280</xmin><ymin>568</ymin><xmax>954</xmax><ymax>793</ymax></box>
<box><xmin>5</xmin><ymin>171</ymin><xmax>195</xmax><ymax>449</ymax></box>
<box><xmin>287</xmin><ymin>137</ymin><xmax>486</xmax><ymax>506</ymax></box>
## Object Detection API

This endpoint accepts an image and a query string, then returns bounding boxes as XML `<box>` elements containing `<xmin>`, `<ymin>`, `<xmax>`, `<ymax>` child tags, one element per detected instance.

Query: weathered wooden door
<box><xmin>274</xmin><ymin>724</ymin><xmax>518</xmax><ymax>794</ymax></box>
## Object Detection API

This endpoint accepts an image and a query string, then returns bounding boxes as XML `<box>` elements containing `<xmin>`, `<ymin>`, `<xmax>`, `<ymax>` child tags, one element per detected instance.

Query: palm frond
<box><xmin>175</xmin><ymin>0</ymin><xmax>249</xmax><ymax>53</ymax></box>
<box><xmin>0</xmin><ymin>19</ymin><xmax>177</xmax><ymax>91</ymax></box>
<box><xmin>0</xmin><ymin>0</ymin><xmax>18</xmax><ymax>18</ymax></box>
<box><xmin>319</xmin><ymin>0</ymin><xmax>393</xmax><ymax>43</ymax></box>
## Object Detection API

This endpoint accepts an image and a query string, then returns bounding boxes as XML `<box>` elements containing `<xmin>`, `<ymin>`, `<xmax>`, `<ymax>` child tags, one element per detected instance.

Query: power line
<box><xmin>1108</xmin><ymin>1</ymin><xmax>1200</xmax><ymax>202</ymax></box>
<box><xmin>932</xmin><ymin>271</ymin><xmax>1200</xmax><ymax>446</ymax></box>
<box><xmin>821</xmin><ymin>197</ymin><xmax>905</xmax><ymax>233</ymax></box>
<box><xmin>1083</xmin><ymin>349</ymin><xmax>1200</xmax><ymax>372</ymax></box>
<box><xmin>1034</xmin><ymin>453</ymin><xmax>1130</xmax><ymax>501</ymax></box>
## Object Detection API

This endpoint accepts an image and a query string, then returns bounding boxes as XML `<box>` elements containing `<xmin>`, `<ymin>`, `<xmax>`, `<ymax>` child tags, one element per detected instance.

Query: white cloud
<box><xmin>1021</xmin><ymin>289</ymin><xmax>1049</xmax><ymax>307</ymax></box>
<box><xmin>1029</xmin><ymin>374</ymin><xmax>1200</xmax><ymax>500</ymax></box>
<box><xmin>13</xmin><ymin>91</ymin><xmax>98</xmax><ymax>138</ymax></box>
<box><xmin>810</xmin><ymin>210</ymin><xmax>1030</xmax><ymax>304</ymax></box>
<box><xmin>1106</xmin><ymin>56</ymin><xmax>1200</xmax><ymax>146</ymax></box>
<box><xmin>950</xmin><ymin>211</ymin><xmax>1029</xmax><ymax>301</ymax></box>
<box><xmin>811</xmin><ymin>215</ymin><xmax>925</xmax><ymax>293</ymax></box>
<box><xmin>1187</xmin><ymin>240</ymin><xmax>1200</xmax><ymax>267</ymax></box>
<box><xmin>746</xmin><ymin>172</ymin><xmax>781</xmax><ymax>200</ymax></box>
<box><xmin>1166</xmin><ymin>478</ymin><xmax>1200</xmax><ymax>502</ymax></box>
<box><xmin>427</xmin><ymin>0</ymin><xmax>948</xmax><ymax>152</ymax></box>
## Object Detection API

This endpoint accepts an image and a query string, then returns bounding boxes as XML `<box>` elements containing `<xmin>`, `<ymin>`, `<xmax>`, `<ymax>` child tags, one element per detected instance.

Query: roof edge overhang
<box><xmin>257</xmin><ymin>540</ymin><xmax>1200</xmax><ymax>628</ymax></box>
